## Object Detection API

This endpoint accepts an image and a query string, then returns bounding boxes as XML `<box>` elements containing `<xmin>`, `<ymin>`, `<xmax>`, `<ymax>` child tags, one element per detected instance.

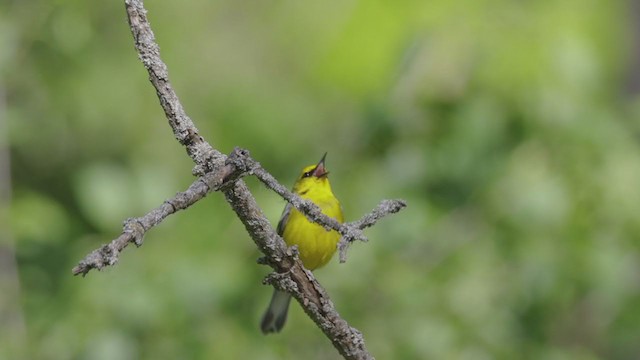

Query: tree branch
<box><xmin>338</xmin><ymin>199</ymin><xmax>406</xmax><ymax>263</ymax></box>
<box><xmin>230</xmin><ymin>150</ymin><xmax>407</xmax><ymax>262</ymax></box>
<box><xmin>222</xmin><ymin>179</ymin><xmax>373</xmax><ymax>360</ymax></box>
<box><xmin>73</xmin><ymin>1</ymin><xmax>408</xmax><ymax>358</ymax></box>
<box><xmin>72</xmin><ymin>163</ymin><xmax>245</xmax><ymax>276</ymax></box>
<box><xmin>124</xmin><ymin>0</ymin><xmax>221</xmax><ymax>175</ymax></box>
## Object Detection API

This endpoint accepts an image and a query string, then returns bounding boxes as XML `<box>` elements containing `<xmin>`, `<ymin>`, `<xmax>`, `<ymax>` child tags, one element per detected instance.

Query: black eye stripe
<box><xmin>303</xmin><ymin>171</ymin><xmax>313</xmax><ymax>178</ymax></box>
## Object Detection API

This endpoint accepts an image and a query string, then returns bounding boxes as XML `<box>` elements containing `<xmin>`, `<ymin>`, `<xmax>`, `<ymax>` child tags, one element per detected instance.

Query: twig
<box><xmin>72</xmin><ymin>165</ymin><xmax>244</xmax><ymax>276</ymax></box>
<box><xmin>338</xmin><ymin>199</ymin><xmax>407</xmax><ymax>262</ymax></box>
<box><xmin>252</xmin><ymin>164</ymin><xmax>362</xmax><ymax>237</ymax></box>
<box><xmin>230</xmin><ymin>149</ymin><xmax>407</xmax><ymax>262</ymax></box>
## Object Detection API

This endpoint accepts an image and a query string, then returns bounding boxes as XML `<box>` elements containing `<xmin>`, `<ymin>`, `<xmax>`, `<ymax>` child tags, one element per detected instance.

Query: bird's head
<box><xmin>292</xmin><ymin>153</ymin><xmax>331</xmax><ymax>195</ymax></box>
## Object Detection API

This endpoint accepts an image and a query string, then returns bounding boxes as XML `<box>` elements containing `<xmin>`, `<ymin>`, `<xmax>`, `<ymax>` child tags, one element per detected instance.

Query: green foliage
<box><xmin>2</xmin><ymin>0</ymin><xmax>639</xmax><ymax>358</ymax></box>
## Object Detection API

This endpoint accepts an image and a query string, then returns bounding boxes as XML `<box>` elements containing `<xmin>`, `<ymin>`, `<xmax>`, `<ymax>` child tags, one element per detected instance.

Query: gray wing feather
<box><xmin>276</xmin><ymin>202</ymin><xmax>293</xmax><ymax>236</ymax></box>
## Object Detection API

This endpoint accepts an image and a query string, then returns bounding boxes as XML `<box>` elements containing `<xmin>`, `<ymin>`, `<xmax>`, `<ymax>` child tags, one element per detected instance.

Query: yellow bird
<box><xmin>261</xmin><ymin>153</ymin><xmax>344</xmax><ymax>334</ymax></box>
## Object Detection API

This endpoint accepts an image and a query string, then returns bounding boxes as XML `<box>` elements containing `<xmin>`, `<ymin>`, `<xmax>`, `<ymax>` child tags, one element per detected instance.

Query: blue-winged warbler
<box><xmin>261</xmin><ymin>153</ymin><xmax>344</xmax><ymax>334</ymax></box>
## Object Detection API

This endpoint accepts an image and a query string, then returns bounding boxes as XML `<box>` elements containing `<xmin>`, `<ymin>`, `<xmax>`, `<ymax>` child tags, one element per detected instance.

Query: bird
<box><xmin>260</xmin><ymin>153</ymin><xmax>344</xmax><ymax>334</ymax></box>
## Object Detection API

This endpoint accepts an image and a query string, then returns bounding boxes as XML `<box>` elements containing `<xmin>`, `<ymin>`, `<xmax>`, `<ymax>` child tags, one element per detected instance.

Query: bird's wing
<box><xmin>276</xmin><ymin>202</ymin><xmax>293</xmax><ymax>237</ymax></box>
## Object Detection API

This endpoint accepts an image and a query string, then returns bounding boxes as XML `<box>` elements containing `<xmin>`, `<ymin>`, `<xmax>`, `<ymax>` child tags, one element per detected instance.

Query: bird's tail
<box><xmin>260</xmin><ymin>289</ymin><xmax>292</xmax><ymax>334</ymax></box>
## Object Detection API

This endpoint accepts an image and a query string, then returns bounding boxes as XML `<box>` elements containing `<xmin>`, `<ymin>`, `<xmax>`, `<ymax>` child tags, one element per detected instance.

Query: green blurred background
<box><xmin>2</xmin><ymin>0</ymin><xmax>640</xmax><ymax>359</ymax></box>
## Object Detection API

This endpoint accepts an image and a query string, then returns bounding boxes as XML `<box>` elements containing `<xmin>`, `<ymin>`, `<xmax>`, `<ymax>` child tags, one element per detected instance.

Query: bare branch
<box><xmin>72</xmin><ymin>1</ymin><xmax>409</xmax><ymax>358</ymax></box>
<box><xmin>222</xmin><ymin>181</ymin><xmax>373</xmax><ymax>360</ymax></box>
<box><xmin>124</xmin><ymin>0</ymin><xmax>222</xmax><ymax>175</ymax></box>
<box><xmin>229</xmin><ymin>149</ymin><xmax>406</xmax><ymax>262</ymax></box>
<box><xmin>72</xmin><ymin>166</ymin><xmax>245</xmax><ymax>276</ymax></box>
<box><xmin>224</xmin><ymin>149</ymin><xmax>358</xmax><ymax>235</ymax></box>
<box><xmin>338</xmin><ymin>199</ymin><xmax>407</xmax><ymax>263</ymax></box>
<box><xmin>74</xmin><ymin>146</ymin><xmax>404</xmax><ymax>275</ymax></box>
<box><xmin>253</xmin><ymin>164</ymin><xmax>358</xmax><ymax>235</ymax></box>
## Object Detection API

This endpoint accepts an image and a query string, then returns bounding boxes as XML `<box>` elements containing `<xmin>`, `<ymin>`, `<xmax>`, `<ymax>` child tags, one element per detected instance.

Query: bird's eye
<box><xmin>302</xmin><ymin>171</ymin><xmax>313</xmax><ymax>178</ymax></box>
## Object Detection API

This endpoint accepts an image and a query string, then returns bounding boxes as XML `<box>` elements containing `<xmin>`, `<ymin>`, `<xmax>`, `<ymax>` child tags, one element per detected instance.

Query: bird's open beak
<box><xmin>312</xmin><ymin>153</ymin><xmax>329</xmax><ymax>178</ymax></box>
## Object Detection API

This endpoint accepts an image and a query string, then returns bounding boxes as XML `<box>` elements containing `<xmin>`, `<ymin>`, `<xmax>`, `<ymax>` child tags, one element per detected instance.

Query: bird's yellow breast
<box><xmin>282</xmin><ymin>189</ymin><xmax>343</xmax><ymax>270</ymax></box>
